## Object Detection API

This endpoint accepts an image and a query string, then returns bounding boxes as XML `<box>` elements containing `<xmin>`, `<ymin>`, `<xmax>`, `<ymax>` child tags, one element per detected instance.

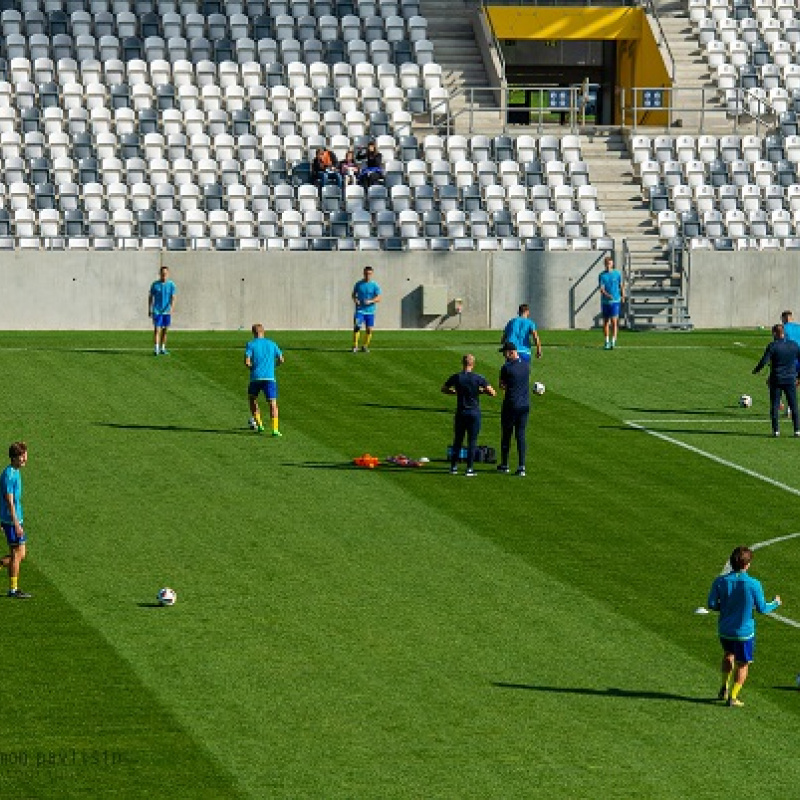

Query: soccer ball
<box><xmin>532</xmin><ymin>382</ymin><xmax>546</xmax><ymax>396</ymax></box>
<box><xmin>248</xmin><ymin>417</ymin><xmax>258</xmax><ymax>430</ymax></box>
<box><xmin>157</xmin><ymin>587</ymin><xmax>177</xmax><ymax>606</ymax></box>
<box><xmin>795</xmin><ymin>673</ymin><xmax>800</xmax><ymax>689</ymax></box>
<box><xmin>739</xmin><ymin>394</ymin><xmax>753</xmax><ymax>408</ymax></box>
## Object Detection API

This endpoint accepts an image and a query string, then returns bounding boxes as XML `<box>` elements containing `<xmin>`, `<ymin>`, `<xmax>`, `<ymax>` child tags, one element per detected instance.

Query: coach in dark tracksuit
<box><xmin>442</xmin><ymin>354</ymin><xmax>496</xmax><ymax>476</ymax></box>
<box><xmin>753</xmin><ymin>322</ymin><xmax>800</xmax><ymax>437</ymax></box>
<box><xmin>498</xmin><ymin>341</ymin><xmax>531</xmax><ymax>477</ymax></box>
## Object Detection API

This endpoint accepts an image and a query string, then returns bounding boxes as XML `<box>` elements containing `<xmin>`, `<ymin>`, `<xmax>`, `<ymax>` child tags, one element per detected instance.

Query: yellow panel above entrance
<box><xmin>487</xmin><ymin>6</ymin><xmax>644</xmax><ymax>41</ymax></box>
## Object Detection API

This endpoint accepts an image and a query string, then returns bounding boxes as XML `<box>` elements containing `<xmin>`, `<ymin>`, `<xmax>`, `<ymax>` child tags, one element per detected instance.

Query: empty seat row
<box><xmin>2</xmin><ymin>0</ymin><xmax>420</xmax><ymax>22</ymax></box>
<box><xmin>0</xmin><ymin>9</ymin><xmax>427</xmax><ymax>43</ymax></box>
<box><xmin>2</xmin><ymin>57</ymin><xmax>443</xmax><ymax>92</ymax></box>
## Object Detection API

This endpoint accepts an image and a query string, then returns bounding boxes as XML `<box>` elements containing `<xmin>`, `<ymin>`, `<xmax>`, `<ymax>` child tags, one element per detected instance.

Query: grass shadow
<box><xmin>95</xmin><ymin>422</ymin><xmax>251</xmax><ymax>436</ymax></box>
<box><xmin>625</xmin><ymin>407</ymin><xmax>744</xmax><ymax>416</ymax></box>
<box><xmin>136</xmin><ymin>602</ymin><xmax>167</xmax><ymax>608</ymax></box>
<box><xmin>634</xmin><ymin>426</ymin><xmax>770</xmax><ymax>438</ymax></box>
<box><xmin>282</xmin><ymin>461</ymin><xmax>448</xmax><ymax>474</ymax></box>
<box><xmin>492</xmin><ymin>682</ymin><xmax>718</xmax><ymax>705</ymax></box>
<box><xmin>360</xmin><ymin>402</ymin><xmax>453</xmax><ymax>415</ymax></box>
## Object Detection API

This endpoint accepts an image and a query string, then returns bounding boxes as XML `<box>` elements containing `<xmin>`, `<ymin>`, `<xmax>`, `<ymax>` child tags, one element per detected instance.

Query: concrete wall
<box><xmin>0</xmin><ymin>250</ymin><xmax>611</xmax><ymax>331</ymax></box>
<box><xmin>689</xmin><ymin>251</ymin><xmax>800</xmax><ymax>328</ymax></box>
<box><xmin>3</xmin><ymin>248</ymin><xmax>790</xmax><ymax>331</ymax></box>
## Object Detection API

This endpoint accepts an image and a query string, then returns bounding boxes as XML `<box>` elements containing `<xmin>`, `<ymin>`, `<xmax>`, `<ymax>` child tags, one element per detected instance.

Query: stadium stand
<box><xmin>0</xmin><ymin>0</ymin><xmax>611</xmax><ymax>252</ymax></box>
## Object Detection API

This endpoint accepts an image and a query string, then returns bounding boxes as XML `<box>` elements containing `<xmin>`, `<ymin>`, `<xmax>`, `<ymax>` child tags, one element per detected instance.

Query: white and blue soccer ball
<box><xmin>532</xmin><ymin>382</ymin><xmax>546</xmax><ymax>396</ymax></box>
<box><xmin>248</xmin><ymin>417</ymin><xmax>258</xmax><ymax>430</ymax></box>
<box><xmin>739</xmin><ymin>394</ymin><xmax>753</xmax><ymax>408</ymax></box>
<box><xmin>157</xmin><ymin>587</ymin><xmax>177</xmax><ymax>606</ymax></box>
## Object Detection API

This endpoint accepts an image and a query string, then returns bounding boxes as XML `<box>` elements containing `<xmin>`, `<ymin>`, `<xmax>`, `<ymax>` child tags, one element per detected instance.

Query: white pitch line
<box><xmin>624</xmin><ymin>421</ymin><xmax>800</xmax><ymax>499</ymax></box>
<box><xmin>626</xmin><ymin>420</ymin><xmax>800</xmax><ymax>630</ymax></box>
<box><xmin>751</xmin><ymin>531</ymin><xmax>800</xmax><ymax>550</ymax></box>
<box><xmin>629</xmin><ymin>418</ymin><xmax>767</xmax><ymax>425</ymax></box>
<box><xmin>771</xmin><ymin>613</ymin><xmax>800</xmax><ymax>629</ymax></box>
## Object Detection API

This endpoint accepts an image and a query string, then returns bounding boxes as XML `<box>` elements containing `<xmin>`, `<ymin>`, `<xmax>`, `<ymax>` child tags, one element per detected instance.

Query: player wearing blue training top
<box><xmin>708</xmin><ymin>546</ymin><xmax>781</xmax><ymax>707</ymax></box>
<box><xmin>598</xmin><ymin>256</ymin><xmax>624</xmax><ymax>350</ymax></box>
<box><xmin>245</xmin><ymin>323</ymin><xmax>284</xmax><ymax>437</ymax></box>
<box><xmin>781</xmin><ymin>310</ymin><xmax>800</xmax><ymax>378</ymax></box>
<box><xmin>0</xmin><ymin>442</ymin><xmax>30</xmax><ymax>598</ymax></box>
<box><xmin>501</xmin><ymin>304</ymin><xmax>542</xmax><ymax>363</ymax></box>
<box><xmin>442</xmin><ymin>354</ymin><xmax>496</xmax><ymax>477</ymax></box>
<box><xmin>148</xmin><ymin>265</ymin><xmax>177</xmax><ymax>355</ymax></box>
<box><xmin>352</xmin><ymin>265</ymin><xmax>382</xmax><ymax>353</ymax></box>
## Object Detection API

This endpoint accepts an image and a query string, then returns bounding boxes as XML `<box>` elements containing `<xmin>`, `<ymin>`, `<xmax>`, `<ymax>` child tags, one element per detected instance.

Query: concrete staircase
<box><xmin>623</xmin><ymin>241</ymin><xmax>693</xmax><ymax>329</ymax></box>
<box><xmin>417</xmin><ymin>0</ymin><xmax>495</xmax><ymax>132</ymax></box>
<box><xmin>580</xmin><ymin>130</ymin><xmax>656</xmax><ymax>243</ymax></box>
<box><xmin>581</xmin><ymin>130</ymin><xmax>693</xmax><ymax>329</ymax></box>
<box><xmin>654</xmin><ymin>13</ymin><xmax>730</xmax><ymax>133</ymax></box>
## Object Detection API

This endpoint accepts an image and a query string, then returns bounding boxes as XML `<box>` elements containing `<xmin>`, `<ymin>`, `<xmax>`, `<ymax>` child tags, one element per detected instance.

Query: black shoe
<box><xmin>7</xmin><ymin>589</ymin><xmax>31</xmax><ymax>599</ymax></box>
<box><xmin>464</xmin><ymin>469</ymin><xmax>477</xmax><ymax>478</ymax></box>
<box><xmin>515</xmin><ymin>467</ymin><xmax>526</xmax><ymax>477</ymax></box>
<box><xmin>497</xmin><ymin>465</ymin><xmax>509</xmax><ymax>473</ymax></box>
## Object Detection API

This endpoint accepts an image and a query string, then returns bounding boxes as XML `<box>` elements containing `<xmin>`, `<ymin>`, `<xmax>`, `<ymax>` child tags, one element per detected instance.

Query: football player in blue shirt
<box><xmin>501</xmin><ymin>304</ymin><xmax>542</xmax><ymax>363</ymax></box>
<box><xmin>598</xmin><ymin>256</ymin><xmax>624</xmax><ymax>350</ymax></box>
<box><xmin>0</xmin><ymin>441</ymin><xmax>31</xmax><ymax>598</ymax></box>
<box><xmin>352</xmin><ymin>266</ymin><xmax>382</xmax><ymax>353</ymax></box>
<box><xmin>708</xmin><ymin>546</ymin><xmax>781</xmax><ymax>707</ymax></box>
<box><xmin>442</xmin><ymin>354</ymin><xmax>496</xmax><ymax>477</ymax></box>
<box><xmin>245</xmin><ymin>323</ymin><xmax>284</xmax><ymax>437</ymax></box>
<box><xmin>148</xmin><ymin>265</ymin><xmax>177</xmax><ymax>355</ymax></box>
<box><xmin>781</xmin><ymin>310</ymin><xmax>800</xmax><ymax>378</ymax></box>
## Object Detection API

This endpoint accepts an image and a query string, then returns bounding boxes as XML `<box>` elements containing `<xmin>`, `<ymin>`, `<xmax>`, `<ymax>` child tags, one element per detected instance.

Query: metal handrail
<box><xmin>621</xmin><ymin>238</ymin><xmax>632</xmax><ymax>328</ymax></box>
<box><xmin>429</xmin><ymin>80</ymin><xmax>785</xmax><ymax>136</ymax></box>
<box><xmin>620</xmin><ymin>84</ymin><xmax>781</xmax><ymax>134</ymax></box>
<box><xmin>478</xmin><ymin>1</ymin><xmax>507</xmax><ymax>80</ymax></box>
<box><xmin>429</xmin><ymin>84</ymin><xmax>602</xmax><ymax>136</ymax></box>
<box><xmin>642</xmin><ymin>0</ymin><xmax>675</xmax><ymax>84</ymax></box>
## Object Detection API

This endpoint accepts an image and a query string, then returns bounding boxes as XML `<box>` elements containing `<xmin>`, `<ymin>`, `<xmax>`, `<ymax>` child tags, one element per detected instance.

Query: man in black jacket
<box><xmin>497</xmin><ymin>341</ymin><xmax>531</xmax><ymax>476</ymax></box>
<box><xmin>753</xmin><ymin>323</ymin><xmax>800</xmax><ymax>437</ymax></box>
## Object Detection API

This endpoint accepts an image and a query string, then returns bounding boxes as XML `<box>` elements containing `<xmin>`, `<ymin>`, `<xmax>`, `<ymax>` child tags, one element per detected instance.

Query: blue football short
<box><xmin>602</xmin><ymin>302</ymin><xmax>621</xmax><ymax>320</ymax></box>
<box><xmin>2</xmin><ymin>522</ymin><xmax>26</xmax><ymax>546</ymax></box>
<box><xmin>354</xmin><ymin>311</ymin><xmax>375</xmax><ymax>329</ymax></box>
<box><xmin>248</xmin><ymin>379</ymin><xmax>278</xmax><ymax>400</ymax></box>
<box><xmin>518</xmin><ymin>351</ymin><xmax>531</xmax><ymax>363</ymax></box>
<box><xmin>720</xmin><ymin>636</ymin><xmax>754</xmax><ymax>663</ymax></box>
<box><xmin>153</xmin><ymin>313</ymin><xmax>171</xmax><ymax>329</ymax></box>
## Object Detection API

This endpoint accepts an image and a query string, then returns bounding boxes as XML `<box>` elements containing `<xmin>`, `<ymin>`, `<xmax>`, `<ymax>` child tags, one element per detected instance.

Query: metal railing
<box><xmin>428</xmin><ymin>81</ymin><xmax>785</xmax><ymax>136</ymax></box>
<box><xmin>429</xmin><ymin>84</ymin><xmax>603</xmax><ymax>136</ymax></box>
<box><xmin>620</xmin><ymin>85</ymin><xmax>781</xmax><ymax>134</ymax></box>
<box><xmin>642</xmin><ymin>0</ymin><xmax>675</xmax><ymax>84</ymax></box>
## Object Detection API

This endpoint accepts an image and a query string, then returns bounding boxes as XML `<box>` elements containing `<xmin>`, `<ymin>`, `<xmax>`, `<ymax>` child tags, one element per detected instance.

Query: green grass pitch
<box><xmin>2</xmin><ymin>328</ymin><xmax>800</xmax><ymax>799</ymax></box>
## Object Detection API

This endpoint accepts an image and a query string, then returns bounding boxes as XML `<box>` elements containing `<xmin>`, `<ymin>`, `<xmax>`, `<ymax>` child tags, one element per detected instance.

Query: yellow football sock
<box><xmin>272</xmin><ymin>415</ymin><xmax>279</xmax><ymax>432</ymax></box>
<box><xmin>254</xmin><ymin>410</ymin><xmax>262</xmax><ymax>427</ymax></box>
<box><xmin>10</xmin><ymin>576</ymin><xmax>18</xmax><ymax>591</ymax></box>
<box><xmin>725</xmin><ymin>671</ymin><xmax>735</xmax><ymax>690</ymax></box>
<box><xmin>731</xmin><ymin>682</ymin><xmax>743</xmax><ymax>700</ymax></box>
<box><xmin>364</xmin><ymin>332</ymin><xmax>373</xmax><ymax>348</ymax></box>
<box><xmin>353</xmin><ymin>331</ymin><xmax>360</xmax><ymax>349</ymax></box>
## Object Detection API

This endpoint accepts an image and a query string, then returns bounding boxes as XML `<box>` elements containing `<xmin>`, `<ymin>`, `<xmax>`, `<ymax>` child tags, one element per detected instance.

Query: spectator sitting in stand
<box><xmin>311</xmin><ymin>147</ymin><xmax>341</xmax><ymax>189</ymax></box>
<box><xmin>357</xmin><ymin>140</ymin><xmax>384</xmax><ymax>188</ymax></box>
<box><xmin>340</xmin><ymin>149</ymin><xmax>360</xmax><ymax>186</ymax></box>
